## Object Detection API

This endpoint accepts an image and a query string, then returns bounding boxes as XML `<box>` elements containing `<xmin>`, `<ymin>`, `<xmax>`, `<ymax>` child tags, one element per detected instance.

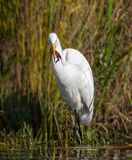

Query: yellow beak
<box><xmin>51</xmin><ymin>42</ymin><xmax>56</xmax><ymax>61</ymax></box>
<box><xmin>51</xmin><ymin>42</ymin><xmax>61</xmax><ymax>63</ymax></box>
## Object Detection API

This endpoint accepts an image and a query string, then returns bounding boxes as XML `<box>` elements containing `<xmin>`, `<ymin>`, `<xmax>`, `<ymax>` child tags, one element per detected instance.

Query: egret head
<box><xmin>48</xmin><ymin>33</ymin><xmax>62</xmax><ymax>63</ymax></box>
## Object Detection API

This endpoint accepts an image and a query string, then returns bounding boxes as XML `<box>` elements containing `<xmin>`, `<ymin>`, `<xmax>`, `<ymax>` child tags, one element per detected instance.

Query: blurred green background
<box><xmin>0</xmin><ymin>0</ymin><xmax>132</xmax><ymax>147</ymax></box>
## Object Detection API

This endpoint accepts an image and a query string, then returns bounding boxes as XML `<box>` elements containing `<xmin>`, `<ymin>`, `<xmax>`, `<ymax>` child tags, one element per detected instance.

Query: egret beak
<box><xmin>51</xmin><ymin>42</ymin><xmax>56</xmax><ymax>61</ymax></box>
<box><xmin>51</xmin><ymin>42</ymin><xmax>61</xmax><ymax>63</ymax></box>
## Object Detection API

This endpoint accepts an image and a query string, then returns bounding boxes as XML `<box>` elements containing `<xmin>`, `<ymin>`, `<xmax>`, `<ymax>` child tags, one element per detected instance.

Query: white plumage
<box><xmin>48</xmin><ymin>33</ymin><xmax>94</xmax><ymax>141</ymax></box>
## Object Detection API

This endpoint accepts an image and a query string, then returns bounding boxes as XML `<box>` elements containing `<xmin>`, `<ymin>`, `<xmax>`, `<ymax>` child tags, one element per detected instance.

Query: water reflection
<box><xmin>0</xmin><ymin>146</ymin><xmax>132</xmax><ymax>159</ymax></box>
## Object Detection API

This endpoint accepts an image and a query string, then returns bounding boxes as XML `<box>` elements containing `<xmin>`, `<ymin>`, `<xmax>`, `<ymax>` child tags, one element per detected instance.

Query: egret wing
<box><xmin>62</xmin><ymin>48</ymin><xmax>94</xmax><ymax>108</ymax></box>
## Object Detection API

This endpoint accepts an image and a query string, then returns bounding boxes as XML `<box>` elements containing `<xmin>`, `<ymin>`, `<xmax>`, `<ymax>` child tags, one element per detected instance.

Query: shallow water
<box><xmin>0</xmin><ymin>145</ymin><xmax>132</xmax><ymax>160</ymax></box>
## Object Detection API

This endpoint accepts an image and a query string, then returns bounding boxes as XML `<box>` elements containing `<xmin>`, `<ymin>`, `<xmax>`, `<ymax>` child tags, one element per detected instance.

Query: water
<box><xmin>0</xmin><ymin>146</ymin><xmax>132</xmax><ymax>160</ymax></box>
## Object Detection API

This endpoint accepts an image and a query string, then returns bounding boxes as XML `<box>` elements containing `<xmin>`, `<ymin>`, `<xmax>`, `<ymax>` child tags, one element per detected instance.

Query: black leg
<box><xmin>74</xmin><ymin>111</ymin><xmax>82</xmax><ymax>145</ymax></box>
<box><xmin>77</xmin><ymin>115</ymin><xmax>82</xmax><ymax>143</ymax></box>
<box><xmin>73</xmin><ymin>124</ymin><xmax>77</xmax><ymax>145</ymax></box>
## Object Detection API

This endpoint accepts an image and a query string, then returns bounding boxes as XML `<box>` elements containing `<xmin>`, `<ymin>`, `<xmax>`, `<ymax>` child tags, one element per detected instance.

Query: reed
<box><xmin>0</xmin><ymin>0</ymin><xmax>132</xmax><ymax>147</ymax></box>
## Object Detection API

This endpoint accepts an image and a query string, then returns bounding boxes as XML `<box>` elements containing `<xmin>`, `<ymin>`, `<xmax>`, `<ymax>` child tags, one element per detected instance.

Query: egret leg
<box><xmin>76</xmin><ymin>114</ymin><xmax>82</xmax><ymax>143</ymax></box>
<box><xmin>73</xmin><ymin>124</ymin><xmax>77</xmax><ymax>145</ymax></box>
<box><xmin>74</xmin><ymin>111</ymin><xmax>82</xmax><ymax>145</ymax></box>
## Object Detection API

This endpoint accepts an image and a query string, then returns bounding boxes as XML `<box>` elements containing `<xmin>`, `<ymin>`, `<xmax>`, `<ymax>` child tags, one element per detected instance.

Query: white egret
<box><xmin>48</xmin><ymin>33</ymin><xmax>94</xmax><ymax>144</ymax></box>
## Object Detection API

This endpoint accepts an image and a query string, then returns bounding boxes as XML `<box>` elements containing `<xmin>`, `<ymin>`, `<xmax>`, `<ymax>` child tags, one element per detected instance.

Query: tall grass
<box><xmin>0</xmin><ymin>0</ymin><xmax>132</xmax><ymax>147</ymax></box>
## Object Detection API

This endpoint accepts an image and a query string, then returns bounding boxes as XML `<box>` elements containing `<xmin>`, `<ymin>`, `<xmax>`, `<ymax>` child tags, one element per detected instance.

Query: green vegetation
<box><xmin>0</xmin><ymin>0</ymin><xmax>132</xmax><ymax>148</ymax></box>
